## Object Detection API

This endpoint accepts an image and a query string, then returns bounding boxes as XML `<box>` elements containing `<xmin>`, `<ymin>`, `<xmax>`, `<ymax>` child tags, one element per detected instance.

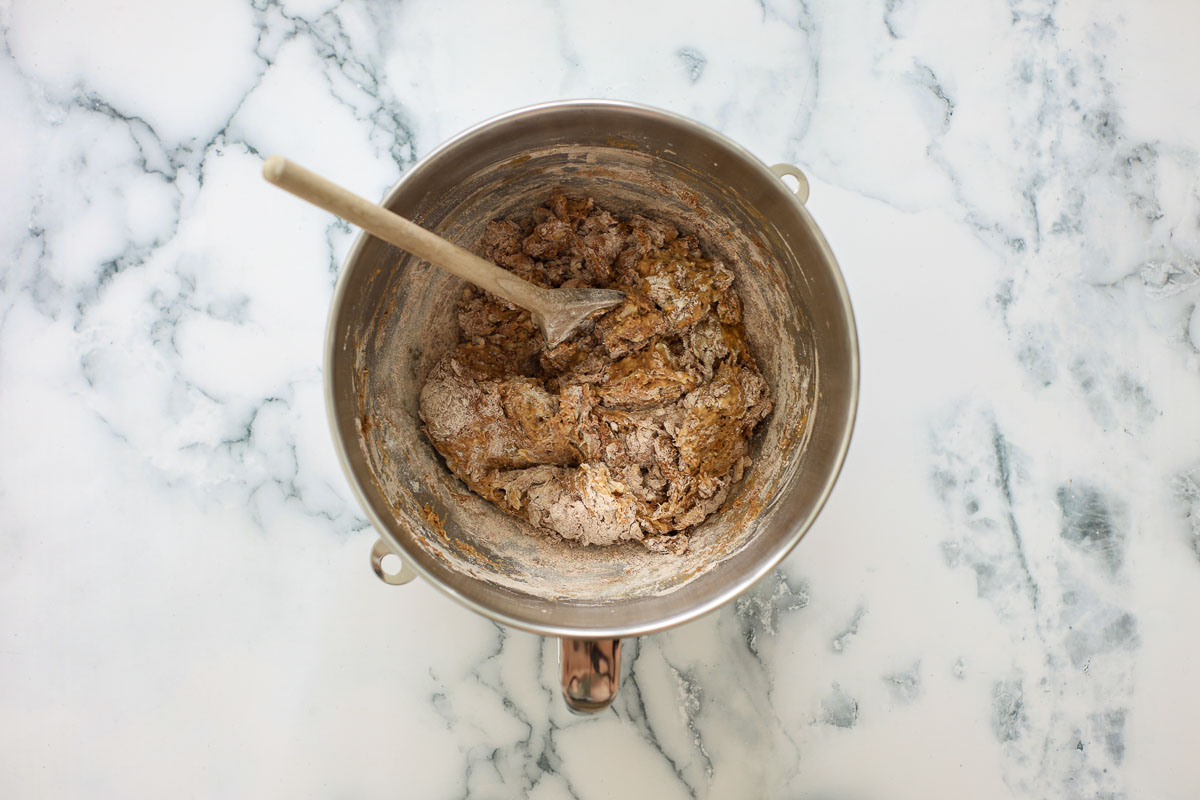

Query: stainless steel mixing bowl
<box><xmin>326</xmin><ymin>100</ymin><xmax>858</xmax><ymax>711</ymax></box>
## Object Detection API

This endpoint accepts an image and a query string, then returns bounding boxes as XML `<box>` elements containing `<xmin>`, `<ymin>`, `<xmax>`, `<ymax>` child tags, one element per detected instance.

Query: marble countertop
<box><xmin>3</xmin><ymin>0</ymin><xmax>1199</xmax><ymax>796</ymax></box>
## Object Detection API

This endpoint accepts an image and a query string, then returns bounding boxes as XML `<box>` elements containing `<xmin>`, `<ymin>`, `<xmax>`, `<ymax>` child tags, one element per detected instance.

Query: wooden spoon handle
<box><xmin>262</xmin><ymin>155</ymin><xmax>548</xmax><ymax>312</ymax></box>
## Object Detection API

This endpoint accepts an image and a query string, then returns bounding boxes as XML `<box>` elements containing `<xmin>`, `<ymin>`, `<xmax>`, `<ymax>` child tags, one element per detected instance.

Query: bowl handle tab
<box><xmin>770</xmin><ymin>163</ymin><xmax>810</xmax><ymax>204</ymax></box>
<box><xmin>370</xmin><ymin>537</ymin><xmax>418</xmax><ymax>586</ymax></box>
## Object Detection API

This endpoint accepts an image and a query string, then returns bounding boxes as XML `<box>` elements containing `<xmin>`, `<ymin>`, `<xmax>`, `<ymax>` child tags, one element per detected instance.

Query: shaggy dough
<box><xmin>418</xmin><ymin>192</ymin><xmax>772</xmax><ymax>554</ymax></box>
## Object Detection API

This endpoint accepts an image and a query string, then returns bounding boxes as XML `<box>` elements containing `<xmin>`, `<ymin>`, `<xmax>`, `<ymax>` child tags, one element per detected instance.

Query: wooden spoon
<box><xmin>262</xmin><ymin>156</ymin><xmax>625</xmax><ymax>348</ymax></box>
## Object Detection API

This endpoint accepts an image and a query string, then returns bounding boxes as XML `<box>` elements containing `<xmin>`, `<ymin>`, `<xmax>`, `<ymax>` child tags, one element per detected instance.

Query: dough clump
<box><xmin>419</xmin><ymin>193</ymin><xmax>772</xmax><ymax>554</ymax></box>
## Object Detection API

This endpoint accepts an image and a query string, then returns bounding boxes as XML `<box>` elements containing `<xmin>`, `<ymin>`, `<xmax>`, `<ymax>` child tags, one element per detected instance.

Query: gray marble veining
<box><xmin>2</xmin><ymin>0</ymin><xmax>1199</xmax><ymax>797</ymax></box>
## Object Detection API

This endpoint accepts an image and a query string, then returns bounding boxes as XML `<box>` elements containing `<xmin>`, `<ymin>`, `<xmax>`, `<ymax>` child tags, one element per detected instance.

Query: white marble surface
<box><xmin>3</xmin><ymin>0</ymin><xmax>1199</xmax><ymax>796</ymax></box>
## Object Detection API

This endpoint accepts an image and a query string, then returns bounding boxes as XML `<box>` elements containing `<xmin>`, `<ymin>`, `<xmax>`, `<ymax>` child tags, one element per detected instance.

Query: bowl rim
<box><xmin>323</xmin><ymin>99</ymin><xmax>861</xmax><ymax>638</ymax></box>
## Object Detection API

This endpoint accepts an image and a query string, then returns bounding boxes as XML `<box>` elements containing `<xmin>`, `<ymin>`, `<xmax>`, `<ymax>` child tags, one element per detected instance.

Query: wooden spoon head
<box><xmin>534</xmin><ymin>288</ymin><xmax>625</xmax><ymax>349</ymax></box>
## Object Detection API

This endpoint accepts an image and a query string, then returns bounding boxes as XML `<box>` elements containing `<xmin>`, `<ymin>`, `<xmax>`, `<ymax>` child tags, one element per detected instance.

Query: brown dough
<box><xmin>418</xmin><ymin>192</ymin><xmax>772</xmax><ymax>553</ymax></box>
